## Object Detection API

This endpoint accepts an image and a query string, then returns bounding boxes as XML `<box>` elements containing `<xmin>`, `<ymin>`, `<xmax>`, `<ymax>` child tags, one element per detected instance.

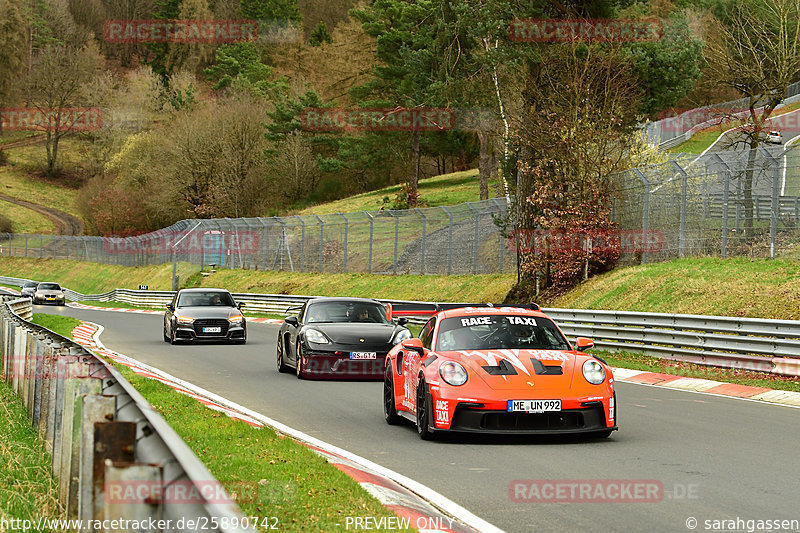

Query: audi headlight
<box><xmin>582</xmin><ymin>359</ymin><xmax>606</xmax><ymax>385</ymax></box>
<box><xmin>228</xmin><ymin>314</ymin><xmax>244</xmax><ymax>325</ymax></box>
<box><xmin>439</xmin><ymin>361</ymin><xmax>468</xmax><ymax>386</ymax></box>
<box><xmin>304</xmin><ymin>328</ymin><xmax>329</xmax><ymax>344</ymax></box>
<box><xmin>393</xmin><ymin>329</ymin><xmax>412</xmax><ymax>344</ymax></box>
<box><xmin>176</xmin><ymin>315</ymin><xmax>194</xmax><ymax>325</ymax></box>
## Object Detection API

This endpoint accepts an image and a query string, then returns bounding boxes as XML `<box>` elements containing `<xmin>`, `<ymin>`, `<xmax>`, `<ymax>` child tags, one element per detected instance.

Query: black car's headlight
<box><xmin>392</xmin><ymin>329</ymin><xmax>412</xmax><ymax>344</ymax></box>
<box><xmin>228</xmin><ymin>314</ymin><xmax>244</xmax><ymax>325</ymax></box>
<box><xmin>582</xmin><ymin>360</ymin><xmax>606</xmax><ymax>385</ymax></box>
<box><xmin>176</xmin><ymin>315</ymin><xmax>194</xmax><ymax>325</ymax></box>
<box><xmin>304</xmin><ymin>328</ymin><xmax>329</xmax><ymax>344</ymax></box>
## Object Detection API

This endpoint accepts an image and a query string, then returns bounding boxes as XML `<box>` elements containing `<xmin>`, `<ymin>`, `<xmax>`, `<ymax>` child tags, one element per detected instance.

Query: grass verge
<box><xmin>600</xmin><ymin>350</ymin><xmax>800</xmax><ymax>393</ymax></box>
<box><xmin>0</xmin><ymin>199</ymin><xmax>55</xmax><ymax>234</ymax></box>
<box><xmin>0</xmin><ymin>320</ymin><xmax>63</xmax><ymax>521</ymax></box>
<box><xmin>30</xmin><ymin>313</ymin><xmax>405</xmax><ymax>532</ymax></box>
<box><xmin>0</xmin><ymin>257</ymin><xmax>200</xmax><ymax>293</ymax></box>
<box><xmin>548</xmin><ymin>257</ymin><xmax>800</xmax><ymax>320</ymax></box>
<box><xmin>295</xmin><ymin>169</ymin><xmax>498</xmax><ymax>215</ymax></box>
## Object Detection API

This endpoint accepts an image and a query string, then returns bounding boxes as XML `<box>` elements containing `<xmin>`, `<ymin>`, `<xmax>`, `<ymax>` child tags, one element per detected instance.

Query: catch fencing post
<box><xmin>24</xmin><ymin>234</ymin><xmax>28</xmax><ymax>257</ymax></box>
<box><xmin>712</xmin><ymin>154</ymin><xmax>731</xmax><ymax>257</ymax></box>
<box><xmin>634</xmin><ymin>169</ymin><xmax>650</xmax><ymax>264</ymax></box>
<box><xmin>363</xmin><ymin>211</ymin><xmax>374</xmax><ymax>273</ymax></box>
<box><xmin>492</xmin><ymin>198</ymin><xmax>505</xmax><ymax>271</ymax></box>
<box><xmin>337</xmin><ymin>213</ymin><xmax>348</xmax><ymax>272</ymax></box>
<box><xmin>391</xmin><ymin>212</ymin><xmax>399</xmax><ymax>274</ymax></box>
<box><xmin>415</xmin><ymin>208</ymin><xmax>426</xmax><ymax>274</ymax></box>
<box><xmin>314</xmin><ymin>215</ymin><xmax>324</xmax><ymax>272</ymax></box>
<box><xmin>760</xmin><ymin>147</ymin><xmax>781</xmax><ymax>259</ymax></box>
<box><xmin>672</xmin><ymin>161</ymin><xmax>688</xmax><ymax>257</ymax></box>
<box><xmin>466</xmin><ymin>202</ymin><xmax>479</xmax><ymax>274</ymax></box>
<box><xmin>295</xmin><ymin>215</ymin><xmax>306</xmax><ymax>272</ymax></box>
<box><xmin>441</xmin><ymin>206</ymin><xmax>453</xmax><ymax>275</ymax></box>
<box><xmin>257</xmin><ymin>218</ymin><xmax>269</xmax><ymax>270</ymax></box>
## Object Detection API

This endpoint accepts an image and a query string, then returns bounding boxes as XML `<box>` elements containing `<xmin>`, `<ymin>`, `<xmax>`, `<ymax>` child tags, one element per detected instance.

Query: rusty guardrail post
<box><xmin>92</xmin><ymin>422</ymin><xmax>136</xmax><ymax>525</ymax></box>
<box><xmin>103</xmin><ymin>461</ymin><xmax>163</xmax><ymax>530</ymax></box>
<box><xmin>77</xmin><ymin>395</ymin><xmax>116</xmax><ymax>527</ymax></box>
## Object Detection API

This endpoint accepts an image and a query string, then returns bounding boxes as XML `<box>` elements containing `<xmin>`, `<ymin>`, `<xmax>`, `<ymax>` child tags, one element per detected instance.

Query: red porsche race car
<box><xmin>383</xmin><ymin>304</ymin><xmax>617</xmax><ymax>439</ymax></box>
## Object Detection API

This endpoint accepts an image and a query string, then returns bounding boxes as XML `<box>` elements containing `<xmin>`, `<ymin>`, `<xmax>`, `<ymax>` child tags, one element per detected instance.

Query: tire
<box><xmin>163</xmin><ymin>325</ymin><xmax>170</xmax><ymax>343</ymax></box>
<box><xmin>295</xmin><ymin>342</ymin><xmax>305</xmax><ymax>379</ymax></box>
<box><xmin>383</xmin><ymin>364</ymin><xmax>402</xmax><ymax>425</ymax></box>
<box><xmin>277</xmin><ymin>334</ymin><xmax>291</xmax><ymax>373</ymax></box>
<box><xmin>169</xmin><ymin>325</ymin><xmax>178</xmax><ymax>345</ymax></box>
<box><xmin>416</xmin><ymin>377</ymin><xmax>435</xmax><ymax>440</ymax></box>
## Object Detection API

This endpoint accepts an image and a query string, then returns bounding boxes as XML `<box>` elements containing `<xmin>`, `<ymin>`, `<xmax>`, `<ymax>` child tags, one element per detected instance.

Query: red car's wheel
<box><xmin>416</xmin><ymin>377</ymin><xmax>435</xmax><ymax>440</ymax></box>
<box><xmin>383</xmin><ymin>364</ymin><xmax>402</xmax><ymax>425</ymax></box>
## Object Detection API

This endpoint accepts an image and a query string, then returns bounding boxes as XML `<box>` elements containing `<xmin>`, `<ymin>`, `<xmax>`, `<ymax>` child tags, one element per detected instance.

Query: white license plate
<box><xmin>203</xmin><ymin>327</ymin><xmax>222</xmax><ymax>333</ymax></box>
<box><xmin>350</xmin><ymin>351</ymin><xmax>377</xmax><ymax>360</ymax></box>
<box><xmin>508</xmin><ymin>399</ymin><xmax>561</xmax><ymax>413</ymax></box>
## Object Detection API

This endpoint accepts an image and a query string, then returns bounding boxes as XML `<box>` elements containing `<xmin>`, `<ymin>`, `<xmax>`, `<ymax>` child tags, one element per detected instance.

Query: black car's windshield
<box><xmin>38</xmin><ymin>283</ymin><xmax>61</xmax><ymax>290</ymax></box>
<box><xmin>305</xmin><ymin>301</ymin><xmax>389</xmax><ymax>324</ymax></box>
<box><xmin>178</xmin><ymin>292</ymin><xmax>235</xmax><ymax>307</ymax></box>
<box><xmin>435</xmin><ymin>315</ymin><xmax>570</xmax><ymax>351</ymax></box>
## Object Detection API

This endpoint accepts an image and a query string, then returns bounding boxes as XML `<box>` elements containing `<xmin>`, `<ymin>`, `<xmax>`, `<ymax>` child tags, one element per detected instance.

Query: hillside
<box><xmin>548</xmin><ymin>257</ymin><xmax>800</xmax><ymax>320</ymax></box>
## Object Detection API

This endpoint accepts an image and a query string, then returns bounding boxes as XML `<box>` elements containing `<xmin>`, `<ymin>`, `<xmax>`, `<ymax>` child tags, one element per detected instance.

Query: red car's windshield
<box><xmin>435</xmin><ymin>315</ymin><xmax>570</xmax><ymax>351</ymax></box>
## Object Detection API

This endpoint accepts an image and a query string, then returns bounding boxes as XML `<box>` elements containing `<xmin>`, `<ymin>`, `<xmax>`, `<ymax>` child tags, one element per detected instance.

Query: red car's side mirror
<box><xmin>575</xmin><ymin>337</ymin><xmax>595</xmax><ymax>351</ymax></box>
<box><xmin>401</xmin><ymin>338</ymin><xmax>425</xmax><ymax>355</ymax></box>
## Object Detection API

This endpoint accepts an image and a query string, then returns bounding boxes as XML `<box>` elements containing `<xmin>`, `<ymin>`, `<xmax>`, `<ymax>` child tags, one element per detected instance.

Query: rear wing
<box><xmin>388</xmin><ymin>302</ymin><xmax>540</xmax><ymax>319</ymax></box>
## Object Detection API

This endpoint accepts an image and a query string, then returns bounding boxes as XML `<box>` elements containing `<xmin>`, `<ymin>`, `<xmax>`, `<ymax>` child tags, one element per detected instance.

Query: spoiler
<box><xmin>389</xmin><ymin>302</ymin><xmax>540</xmax><ymax>318</ymax></box>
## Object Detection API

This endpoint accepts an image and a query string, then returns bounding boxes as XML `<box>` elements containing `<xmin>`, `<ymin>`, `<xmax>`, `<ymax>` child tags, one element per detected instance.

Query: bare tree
<box><xmin>22</xmin><ymin>44</ymin><xmax>102</xmax><ymax>175</ymax></box>
<box><xmin>704</xmin><ymin>0</ymin><xmax>800</xmax><ymax>237</ymax></box>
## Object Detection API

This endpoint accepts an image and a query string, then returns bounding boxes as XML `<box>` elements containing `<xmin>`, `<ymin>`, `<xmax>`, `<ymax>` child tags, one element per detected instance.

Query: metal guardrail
<box><xmin>0</xmin><ymin>295</ymin><xmax>251</xmax><ymax>532</ymax></box>
<box><xmin>2</xmin><ymin>275</ymin><xmax>798</xmax><ymax>376</ymax></box>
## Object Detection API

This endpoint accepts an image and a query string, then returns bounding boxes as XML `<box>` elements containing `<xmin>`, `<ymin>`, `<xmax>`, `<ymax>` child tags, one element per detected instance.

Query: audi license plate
<box><xmin>203</xmin><ymin>327</ymin><xmax>222</xmax><ymax>333</ymax></box>
<box><xmin>350</xmin><ymin>351</ymin><xmax>377</xmax><ymax>360</ymax></box>
<box><xmin>508</xmin><ymin>400</ymin><xmax>561</xmax><ymax>413</ymax></box>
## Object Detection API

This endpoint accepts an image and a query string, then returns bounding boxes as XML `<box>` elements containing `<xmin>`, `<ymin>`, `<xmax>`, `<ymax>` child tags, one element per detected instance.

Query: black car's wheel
<box><xmin>416</xmin><ymin>377</ymin><xmax>435</xmax><ymax>440</ymax></box>
<box><xmin>234</xmin><ymin>338</ymin><xmax>247</xmax><ymax>345</ymax></box>
<box><xmin>277</xmin><ymin>334</ymin><xmax>291</xmax><ymax>373</ymax></box>
<box><xmin>295</xmin><ymin>342</ymin><xmax>305</xmax><ymax>379</ymax></box>
<box><xmin>383</xmin><ymin>364</ymin><xmax>402</xmax><ymax>425</ymax></box>
<box><xmin>163</xmin><ymin>324</ymin><xmax>170</xmax><ymax>342</ymax></box>
<box><xmin>169</xmin><ymin>324</ymin><xmax>178</xmax><ymax>345</ymax></box>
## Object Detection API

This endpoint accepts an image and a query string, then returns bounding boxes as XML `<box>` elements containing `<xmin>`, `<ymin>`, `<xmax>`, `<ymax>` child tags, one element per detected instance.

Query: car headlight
<box><xmin>176</xmin><ymin>315</ymin><xmax>194</xmax><ymax>325</ymax></box>
<box><xmin>582</xmin><ymin>359</ymin><xmax>606</xmax><ymax>385</ymax></box>
<box><xmin>393</xmin><ymin>329</ymin><xmax>412</xmax><ymax>344</ymax></box>
<box><xmin>439</xmin><ymin>361</ymin><xmax>468</xmax><ymax>386</ymax></box>
<box><xmin>304</xmin><ymin>328</ymin><xmax>329</xmax><ymax>344</ymax></box>
<box><xmin>228</xmin><ymin>314</ymin><xmax>244</xmax><ymax>325</ymax></box>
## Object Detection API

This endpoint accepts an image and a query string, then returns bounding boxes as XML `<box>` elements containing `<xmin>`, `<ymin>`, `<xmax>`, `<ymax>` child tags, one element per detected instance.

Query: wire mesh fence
<box><xmin>1</xmin><ymin>146</ymin><xmax>799</xmax><ymax>274</ymax></box>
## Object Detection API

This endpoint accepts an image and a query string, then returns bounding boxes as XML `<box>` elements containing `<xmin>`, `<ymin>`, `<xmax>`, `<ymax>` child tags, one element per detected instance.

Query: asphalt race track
<box><xmin>39</xmin><ymin>304</ymin><xmax>800</xmax><ymax>533</ymax></box>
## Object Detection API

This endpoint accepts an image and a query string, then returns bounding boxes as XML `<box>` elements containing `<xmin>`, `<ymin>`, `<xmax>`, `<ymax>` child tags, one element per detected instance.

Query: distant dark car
<box><xmin>276</xmin><ymin>297</ymin><xmax>412</xmax><ymax>379</ymax></box>
<box><xmin>163</xmin><ymin>288</ymin><xmax>246</xmax><ymax>345</ymax></box>
<box><xmin>33</xmin><ymin>282</ymin><xmax>65</xmax><ymax>305</ymax></box>
<box><xmin>20</xmin><ymin>281</ymin><xmax>39</xmax><ymax>299</ymax></box>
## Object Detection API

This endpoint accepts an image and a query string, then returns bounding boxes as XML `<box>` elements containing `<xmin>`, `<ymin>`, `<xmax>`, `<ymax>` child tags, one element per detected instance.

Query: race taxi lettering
<box><xmin>460</xmin><ymin>316</ymin><xmax>492</xmax><ymax>327</ymax></box>
<box><xmin>509</xmin><ymin>316</ymin><xmax>537</xmax><ymax>326</ymax></box>
<box><xmin>435</xmin><ymin>400</ymin><xmax>449</xmax><ymax>423</ymax></box>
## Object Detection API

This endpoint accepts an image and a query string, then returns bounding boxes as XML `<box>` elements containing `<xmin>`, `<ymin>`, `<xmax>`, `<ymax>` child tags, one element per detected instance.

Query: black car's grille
<box><xmin>193</xmin><ymin>319</ymin><xmax>229</xmax><ymax>336</ymax></box>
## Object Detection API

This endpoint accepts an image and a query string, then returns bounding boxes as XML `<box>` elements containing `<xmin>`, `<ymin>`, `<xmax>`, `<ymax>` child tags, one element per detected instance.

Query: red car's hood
<box><xmin>441</xmin><ymin>349</ymin><xmax>581</xmax><ymax>391</ymax></box>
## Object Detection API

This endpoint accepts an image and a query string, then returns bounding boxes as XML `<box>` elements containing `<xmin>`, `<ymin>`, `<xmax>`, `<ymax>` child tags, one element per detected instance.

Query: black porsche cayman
<box><xmin>276</xmin><ymin>297</ymin><xmax>412</xmax><ymax>379</ymax></box>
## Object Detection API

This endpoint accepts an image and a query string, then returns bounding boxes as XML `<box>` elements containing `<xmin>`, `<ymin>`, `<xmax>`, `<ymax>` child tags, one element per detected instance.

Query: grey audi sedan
<box><xmin>163</xmin><ymin>288</ymin><xmax>246</xmax><ymax>345</ymax></box>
